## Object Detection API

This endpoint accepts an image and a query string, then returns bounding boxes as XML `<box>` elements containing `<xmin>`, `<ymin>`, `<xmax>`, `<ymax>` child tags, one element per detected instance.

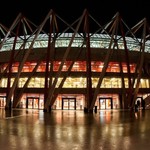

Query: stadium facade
<box><xmin>0</xmin><ymin>9</ymin><xmax>150</xmax><ymax>112</ymax></box>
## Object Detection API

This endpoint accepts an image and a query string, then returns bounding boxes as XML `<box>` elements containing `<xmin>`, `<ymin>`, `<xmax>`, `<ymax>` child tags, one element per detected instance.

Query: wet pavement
<box><xmin>0</xmin><ymin>108</ymin><xmax>150</xmax><ymax>150</ymax></box>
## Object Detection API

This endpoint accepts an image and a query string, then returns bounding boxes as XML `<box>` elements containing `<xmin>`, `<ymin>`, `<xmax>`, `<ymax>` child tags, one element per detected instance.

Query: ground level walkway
<box><xmin>0</xmin><ymin>108</ymin><xmax>149</xmax><ymax>150</ymax></box>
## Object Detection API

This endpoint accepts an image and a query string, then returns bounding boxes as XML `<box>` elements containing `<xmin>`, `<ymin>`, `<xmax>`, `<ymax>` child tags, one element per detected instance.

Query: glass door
<box><xmin>99</xmin><ymin>98</ymin><xmax>113</xmax><ymax>109</ymax></box>
<box><xmin>0</xmin><ymin>96</ymin><xmax>6</xmax><ymax>107</ymax></box>
<box><xmin>26</xmin><ymin>97</ymin><xmax>39</xmax><ymax>109</ymax></box>
<box><xmin>62</xmin><ymin>98</ymin><xmax>76</xmax><ymax>110</ymax></box>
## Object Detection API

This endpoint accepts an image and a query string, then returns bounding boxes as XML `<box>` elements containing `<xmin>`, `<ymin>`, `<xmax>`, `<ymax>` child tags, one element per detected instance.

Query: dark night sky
<box><xmin>1</xmin><ymin>0</ymin><xmax>150</xmax><ymax>29</ymax></box>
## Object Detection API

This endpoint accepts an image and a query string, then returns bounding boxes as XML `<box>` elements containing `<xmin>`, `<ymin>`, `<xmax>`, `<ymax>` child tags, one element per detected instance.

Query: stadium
<box><xmin>0</xmin><ymin>9</ymin><xmax>150</xmax><ymax>112</ymax></box>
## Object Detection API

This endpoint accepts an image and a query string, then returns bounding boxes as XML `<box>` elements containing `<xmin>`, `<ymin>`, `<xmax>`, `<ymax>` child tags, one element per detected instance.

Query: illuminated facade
<box><xmin>0</xmin><ymin>9</ymin><xmax>150</xmax><ymax>112</ymax></box>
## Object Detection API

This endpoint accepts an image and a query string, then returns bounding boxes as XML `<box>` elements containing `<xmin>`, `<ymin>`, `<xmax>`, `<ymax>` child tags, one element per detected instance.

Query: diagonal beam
<box><xmin>89</xmin><ymin>13</ymin><xmax>120</xmax><ymax>110</ymax></box>
<box><xmin>120</xmin><ymin>19</ymin><xmax>133</xmax><ymax>109</ymax></box>
<box><xmin>44</xmin><ymin>9</ymin><xmax>87</xmax><ymax>111</ymax></box>
<box><xmin>13</xmin><ymin>59</ymin><xmax>42</xmax><ymax>107</ymax></box>
<box><xmin>0</xmin><ymin>13</ymin><xmax>22</xmax><ymax>50</ymax></box>
<box><xmin>84</xmin><ymin>11</ymin><xmax>93</xmax><ymax>111</ymax></box>
<box><xmin>49</xmin><ymin>44</ymin><xmax>85</xmax><ymax>107</ymax></box>
<box><xmin>5</xmin><ymin>10</ymin><xmax>53</xmax><ymax>108</ymax></box>
<box><xmin>131</xmin><ymin>19</ymin><xmax>147</xmax><ymax>108</ymax></box>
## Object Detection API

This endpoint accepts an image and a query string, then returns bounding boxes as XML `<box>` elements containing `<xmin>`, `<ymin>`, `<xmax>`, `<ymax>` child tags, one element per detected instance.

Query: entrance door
<box><xmin>99</xmin><ymin>98</ymin><xmax>113</xmax><ymax>109</ymax></box>
<box><xmin>26</xmin><ymin>97</ymin><xmax>39</xmax><ymax>109</ymax></box>
<box><xmin>62</xmin><ymin>98</ymin><xmax>76</xmax><ymax>110</ymax></box>
<box><xmin>0</xmin><ymin>96</ymin><xmax>6</xmax><ymax>107</ymax></box>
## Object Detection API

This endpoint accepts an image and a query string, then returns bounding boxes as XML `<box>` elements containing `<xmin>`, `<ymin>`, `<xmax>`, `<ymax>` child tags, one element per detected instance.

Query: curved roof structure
<box><xmin>1</xmin><ymin>33</ymin><xmax>150</xmax><ymax>53</ymax></box>
<box><xmin>0</xmin><ymin>9</ymin><xmax>150</xmax><ymax>53</ymax></box>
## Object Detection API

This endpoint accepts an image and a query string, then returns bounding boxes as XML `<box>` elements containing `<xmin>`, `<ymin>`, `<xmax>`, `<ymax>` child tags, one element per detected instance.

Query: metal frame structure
<box><xmin>0</xmin><ymin>9</ymin><xmax>150</xmax><ymax>112</ymax></box>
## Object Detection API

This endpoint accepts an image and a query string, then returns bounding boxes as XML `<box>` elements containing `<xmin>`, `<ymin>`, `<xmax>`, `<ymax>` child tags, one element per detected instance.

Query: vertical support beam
<box><xmin>84</xmin><ymin>11</ymin><xmax>93</xmax><ymax>112</ymax></box>
<box><xmin>118</xmin><ymin>56</ymin><xmax>126</xmax><ymax>109</ymax></box>
<box><xmin>44</xmin><ymin>12</ymin><xmax>58</xmax><ymax>112</ymax></box>
<box><xmin>44</xmin><ymin>13</ymin><xmax>54</xmax><ymax>112</ymax></box>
